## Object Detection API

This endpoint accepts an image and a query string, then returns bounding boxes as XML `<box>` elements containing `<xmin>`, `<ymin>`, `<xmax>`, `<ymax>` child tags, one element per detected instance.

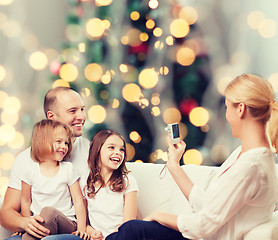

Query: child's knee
<box><xmin>40</xmin><ymin>207</ymin><xmax>59</xmax><ymax>222</ymax></box>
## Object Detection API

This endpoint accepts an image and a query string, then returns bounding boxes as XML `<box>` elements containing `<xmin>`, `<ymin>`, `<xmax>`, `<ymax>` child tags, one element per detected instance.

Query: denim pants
<box><xmin>5</xmin><ymin>235</ymin><xmax>81</xmax><ymax>240</ymax></box>
<box><xmin>106</xmin><ymin>220</ymin><xmax>188</xmax><ymax>240</ymax></box>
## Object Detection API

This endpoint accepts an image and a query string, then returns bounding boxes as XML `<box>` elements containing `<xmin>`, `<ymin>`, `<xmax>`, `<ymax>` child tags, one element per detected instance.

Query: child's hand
<box><xmin>11</xmin><ymin>232</ymin><xmax>23</xmax><ymax>236</ymax></box>
<box><xmin>72</xmin><ymin>229</ymin><xmax>90</xmax><ymax>240</ymax></box>
<box><xmin>86</xmin><ymin>225</ymin><xmax>103</xmax><ymax>240</ymax></box>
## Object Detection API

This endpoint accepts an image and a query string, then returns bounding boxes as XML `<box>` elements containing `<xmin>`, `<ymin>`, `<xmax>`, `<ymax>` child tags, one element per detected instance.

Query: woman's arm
<box><xmin>123</xmin><ymin>191</ymin><xmax>138</xmax><ymax>223</ymax></box>
<box><xmin>69</xmin><ymin>180</ymin><xmax>87</xmax><ymax>233</ymax></box>
<box><xmin>166</xmin><ymin>138</ymin><xmax>194</xmax><ymax>200</ymax></box>
<box><xmin>144</xmin><ymin>212</ymin><xmax>179</xmax><ymax>231</ymax></box>
<box><xmin>21</xmin><ymin>181</ymin><xmax>32</xmax><ymax>217</ymax></box>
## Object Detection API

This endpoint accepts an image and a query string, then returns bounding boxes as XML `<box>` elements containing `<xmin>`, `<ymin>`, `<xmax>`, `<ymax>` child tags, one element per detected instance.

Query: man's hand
<box><xmin>22</xmin><ymin>215</ymin><xmax>50</xmax><ymax>238</ymax></box>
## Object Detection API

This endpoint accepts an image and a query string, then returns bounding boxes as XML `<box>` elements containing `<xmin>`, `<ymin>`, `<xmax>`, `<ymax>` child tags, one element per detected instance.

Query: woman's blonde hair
<box><xmin>225</xmin><ymin>73</ymin><xmax>278</xmax><ymax>152</ymax></box>
<box><xmin>31</xmin><ymin>119</ymin><xmax>73</xmax><ymax>162</ymax></box>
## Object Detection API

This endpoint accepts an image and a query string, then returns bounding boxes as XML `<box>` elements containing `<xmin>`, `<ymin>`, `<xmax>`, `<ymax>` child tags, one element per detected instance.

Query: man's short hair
<box><xmin>43</xmin><ymin>87</ymin><xmax>76</xmax><ymax>117</ymax></box>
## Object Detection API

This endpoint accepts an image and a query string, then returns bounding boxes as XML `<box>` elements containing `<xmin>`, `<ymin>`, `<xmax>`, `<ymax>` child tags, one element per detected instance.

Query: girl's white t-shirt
<box><xmin>83</xmin><ymin>174</ymin><xmax>138</xmax><ymax>238</ymax></box>
<box><xmin>21</xmin><ymin>161</ymin><xmax>79</xmax><ymax>221</ymax></box>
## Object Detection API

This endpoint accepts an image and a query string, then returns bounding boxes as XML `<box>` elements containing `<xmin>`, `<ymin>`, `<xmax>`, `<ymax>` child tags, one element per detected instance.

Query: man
<box><xmin>0</xmin><ymin>87</ymin><xmax>90</xmax><ymax>239</ymax></box>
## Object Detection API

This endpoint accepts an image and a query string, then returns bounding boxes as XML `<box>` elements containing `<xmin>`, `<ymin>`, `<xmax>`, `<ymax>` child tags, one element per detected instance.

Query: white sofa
<box><xmin>126</xmin><ymin>162</ymin><xmax>278</xmax><ymax>240</ymax></box>
<box><xmin>1</xmin><ymin>162</ymin><xmax>278</xmax><ymax>239</ymax></box>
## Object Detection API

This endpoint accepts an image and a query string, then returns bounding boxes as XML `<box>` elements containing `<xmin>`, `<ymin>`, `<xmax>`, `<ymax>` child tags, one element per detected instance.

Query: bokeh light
<box><xmin>7</xmin><ymin>131</ymin><xmax>25</xmax><ymax>149</ymax></box>
<box><xmin>138</xmin><ymin>68</ymin><xmax>159</xmax><ymax>89</ymax></box>
<box><xmin>146</xmin><ymin>19</ymin><xmax>155</xmax><ymax>29</ymax></box>
<box><xmin>86</xmin><ymin>18</ymin><xmax>105</xmax><ymax>39</ymax></box>
<box><xmin>0</xmin><ymin>176</ymin><xmax>9</xmax><ymax>197</ymax></box>
<box><xmin>268</xmin><ymin>73</ymin><xmax>278</xmax><ymax>93</ymax></box>
<box><xmin>130</xmin><ymin>11</ymin><xmax>140</xmax><ymax>21</ymax></box>
<box><xmin>52</xmin><ymin>79</ymin><xmax>70</xmax><ymax>88</ymax></box>
<box><xmin>183</xmin><ymin>149</ymin><xmax>203</xmax><ymax>165</ymax></box>
<box><xmin>179</xmin><ymin>7</ymin><xmax>198</xmax><ymax>25</ymax></box>
<box><xmin>258</xmin><ymin>19</ymin><xmax>276</xmax><ymax>38</ymax></box>
<box><xmin>84</xmin><ymin>63</ymin><xmax>103</xmax><ymax>82</ymax></box>
<box><xmin>112</xmin><ymin>99</ymin><xmax>120</xmax><ymax>109</ymax></box>
<box><xmin>130</xmin><ymin>131</ymin><xmax>141</xmax><ymax>143</ymax></box>
<box><xmin>151</xmin><ymin>106</ymin><xmax>161</xmax><ymax>116</ymax></box>
<box><xmin>163</xmin><ymin>108</ymin><xmax>182</xmax><ymax>124</ymax></box>
<box><xmin>0</xmin><ymin>0</ymin><xmax>13</xmax><ymax>5</ymax></box>
<box><xmin>0</xmin><ymin>91</ymin><xmax>8</xmax><ymax>108</ymax></box>
<box><xmin>88</xmin><ymin>105</ymin><xmax>106</xmax><ymax>124</ymax></box>
<box><xmin>29</xmin><ymin>51</ymin><xmax>48</xmax><ymax>70</ymax></box>
<box><xmin>59</xmin><ymin>63</ymin><xmax>79</xmax><ymax>82</ymax></box>
<box><xmin>122</xmin><ymin>83</ymin><xmax>142</xmax><ymax>102</ymax></box>
<box><xmin>0</xmin><ymin>152</ymin><xmax>15</xmax><ymax>170</ymax></box>
<box><xmin>126</xmin><ymin>143</ymin><xmax>136</xmax><ymax>161</ymax></box>
<box><xmin>3</xmin><ymin>96</ymin><xmax>21</xmax><ymax>113</ymax></box>
<box><xmin>0</xmin><ymin>124</ymin><xmax>16</xmax><ymax>143</ymax></box>
<box><xmin>247</xmin><ymin>11</ymin><xmax>265</xmax><ymax>30</ymax></box>
<box><xmin>170</xmin><ymin>19</ymin><xmax>189</xmax><ymax>38</ymax></box>
<box><xmin>1</xmin><ymin>111</ymin><xmax>18</xmax><ymax>125</ymax></box>
<box><xmin>0</xmin><ymin>65</ymin><xmax>6</xmax><ymax>82</ymax></box>
<box><xmin>189</xmin><ymin>107</ymin><xmax>209</xmax><ymax>127</ymax></box>
<box><xmin>176</xmin><ymin>47</ymin><xmax>195</xmax><ymax>66</ymax></box>
<box><xmin>95</xmin><ymin>0</ymin><xmax>113</xmax><ymax>6</ymax></box>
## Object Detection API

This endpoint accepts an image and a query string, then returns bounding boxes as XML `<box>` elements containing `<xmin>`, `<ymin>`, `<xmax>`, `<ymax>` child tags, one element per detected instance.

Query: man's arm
<box><xmin>0</xmin><ymin>187</ymin><xmax>50</xmax><ymax>237</ymax></box>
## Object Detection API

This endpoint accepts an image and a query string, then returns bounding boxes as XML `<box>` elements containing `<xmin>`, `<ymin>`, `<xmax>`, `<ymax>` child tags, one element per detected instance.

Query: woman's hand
<box><xmin>167</xmin><ymin>137</ymin><xmax>186</xmax><ymax>167</ymax></box>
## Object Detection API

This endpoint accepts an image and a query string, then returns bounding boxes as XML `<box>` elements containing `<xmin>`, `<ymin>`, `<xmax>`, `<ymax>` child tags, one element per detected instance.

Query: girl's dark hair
<box><xmin>85</xmin><ymin>129</ymin><xmax>129</xmax><ymax>198</ymax></box>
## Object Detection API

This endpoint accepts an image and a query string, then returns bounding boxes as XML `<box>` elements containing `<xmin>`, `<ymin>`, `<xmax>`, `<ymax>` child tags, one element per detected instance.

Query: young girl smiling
<box><xmin>20</xmin><ymin>120</ymin><xmax>87</xmax><ymax>240</ymax></box>
<box><xmin>83</xmin><ymin>129</ymin><xmax>138</xmax><ymax>239</ymax></box>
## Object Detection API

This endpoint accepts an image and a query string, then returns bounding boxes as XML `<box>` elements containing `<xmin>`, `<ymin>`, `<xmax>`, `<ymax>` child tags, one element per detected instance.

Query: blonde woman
<box><xmin>106</xmin><ymin>74</ymin><xmax>278</xmax><ymax>240</ymax></box>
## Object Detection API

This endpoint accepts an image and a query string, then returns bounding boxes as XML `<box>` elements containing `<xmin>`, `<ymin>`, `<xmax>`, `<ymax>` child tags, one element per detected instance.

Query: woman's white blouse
<box><xmin>177</xmin><ymin>147</ymin><xmax>278</xmax><ymax>240</ymax></box>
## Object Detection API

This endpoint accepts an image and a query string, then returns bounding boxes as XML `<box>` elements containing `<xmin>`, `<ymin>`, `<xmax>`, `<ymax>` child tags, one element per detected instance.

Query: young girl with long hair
<box><xmin>20</xmin><ymin>119</ymin><xmax>87</xmax><ymax>240</ymax></box>
<box><xmin>83</xmin><ymin>129</ymin><xmax>138</xmax><ymax>239</ymax></box>
<box><xmin>105</xmin><ymin>73</ymin><xmax>278</xmax><ymax>240</ymax></box>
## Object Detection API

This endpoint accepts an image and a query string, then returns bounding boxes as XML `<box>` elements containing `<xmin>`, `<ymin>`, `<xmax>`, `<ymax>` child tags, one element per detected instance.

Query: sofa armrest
<box><xmin>244</xmin><ymin>214</ymin><xmax>278</xmax><ymax>240</ymax></box>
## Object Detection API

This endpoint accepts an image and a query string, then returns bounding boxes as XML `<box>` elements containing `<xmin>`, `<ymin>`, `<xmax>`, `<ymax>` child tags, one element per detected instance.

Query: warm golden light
<box><xmin>151</xmin><ymin>93</ymin><xmax>160</xmax><ymax>105</ymax></box>
<box><xmin>148</xmin><ymin>0</ymin><xmax>159</xmax><ymax>9</ymax></box>
<box><xmin>146</xmin><ymin>19</ymin><xmax>155</xmax><ymax>29</ymax></box>
<box><xmin>0</xmin><ymin>65</ymin><xmax>6</xmax><ymax>82</ymax></box>
<box><xmin>102</xmin><ymin>19</ymin><xmax>111</xmax><ymax>29</ymax></box>
<box><xmin>52</xmin><ymin>79</ymin><xmax>70</xmax><ymax>88</ymax></box>
<box><xmin>0</xmin><ymin>124</ymin><xmax>16</xmax><ymax>143</ymax></box>
<box><xmin>95</xmin><ymin>0</ymin><xmax>113</xmax><ymax>6</ymax></box>
<box><xmin>179</xmin><ymin>7</ymin><xmax>198</xmax><ymax>25</ymax></box>
<box><xmin>119</xmin><ymin>64</ymin><xmax>128</xmax><ymax>73</ymax></box>
<box><xmin>59</xmin><ymin>63</ymin><xmax>78</xmax><ymax>82</ymax></box>
<box><xmin>189</xmin><ymin>107</ymin><xmax>209</xmax><ymax>127</ymax></box>
<box><xmin>80</xmin><ymin>88</ymin><xmax>91</xmax><ymax>98</ymax></box>
<box><xmin>159</xmin><ymin>66</ymin><xmax>169</xmax><ymax>75</ymax></box>
<box><xmin>216</xmin><ymin>76</ymin><xmax>233</xmax><ymax>95</ymax></box>
<box><xmin>0</xmin><ymin>152</ymin><xmax>15</xmax><ymax>170</ymax></box>
<box><xmin>0</xmin><ymin>0</ymin><xmax>13</xmax><ymax>5</ymax></box>
<box><xmin>139</xmin><ymin>98</ymin><xmax>149</xmax><ymax>109</ymax></box>
<box><xmin>0</xmin><ymin>176</ymin><xmax>9</xmax><ymax>197</ymax></box>
<box><xmin>269</xmin><ymin>73</ymin><xmax>278</xmax><ymax>93</ymax></box>
<box><xmin>151</xmin><ymin>106</ymin><xmax>161</xmax><ymax>116</ymax></box>
<box><xmin>153</xmin><ymin>27</ymin><xmax>163</xmax><ymax>37</ymax></box>
<box><xmin>166</xmin><ymin>36</ymin><xmax>174</xmax><ymax>46</ymax></box>
<box><xmin>258</xmin><ymin>19</ymin><xmax>276</xmax><ymax>38</ymax></box>
<box><xmin>2</xmin><ymin>20</ymin><xmax>21</xmax><ymax>38</ymax></box>
<box><xmin>122</xmin><ymin>83</ymin><xmax>142</xmax><ymax>102</ymax></box>
<box><xmin>163</xmin><ymin>108</ymin><xmax>182</xmax><ymax>124</ymax></box>
<box><xmin>0</xmin><ymin>91</ymin><xmax>8</xmax><ymax>108</ymax></box>
<box><xmin>138</xmin><ymin>68</ymin><xmax>158</xmax><ymax>89</ymax></box>
<box><xmin>179</xmin><ymin>122</ymin><xmax>188</xmax><ymax>139</ymax></box>
<box><xmin>126</xmin><ymin>143</ymin><xmax>135</xmax><ymax>161</ymax></box>
<box><xmin>170</xmin><ymin>19</ymin><xmax>189</xmax><ymax>38</ymax></box>
<box><xmin>176</xmin><ymin>47</ymin><xmax>195</xmax><ymax>66</ymax></box>
<box><xmin>139</xmin><ymin>32</ymin><xmax>149</xmax><ymax>42</ymax></box>
<box><xmin>88</xmin><ymin>105</ymin><xmax>106</xmax><ymax>124</ymax></box>
<box><xmin>121</xmin><ymin>35</ymin><xmax>129</xmax><ymax>45</ymax></box>
<box><xmin>1</xmin><ymin>111</ymin><xmax>18</xmax><ymax>125</ymax></box>
<box><xmin>112</xmin><ymin>99</ymin><xmax>120</xmax><ymax>108</ymax></box>
<box><xmin>154</xmin><ymin>41</ymin><xmax>164</xmax><ymax>49</ymax></box>
<box><xmin>84</xmin><ymin>63</ymin><xmax>103</xmax><ymax>82</ymax></box>
<box><xmin>3</xmin><ymin>96</ymin><xmax>21</xmax><ymax>113</ymax></box>
<box><xmin>86</xmin><ymin>18</ymin><xmax>105</xmax><ymax>38</ymax></box>
<box><xmin>101</xmin><ymin>71</ymin><xmax>112</xmax><ymax>84</ymax></box>
<box><xmin>130</xmin><ymin>11</ymin><xmax>140</xmax><ymax>21</ymax></box>
<box><xmin>78</xmin><ymin>43</ymin><xmax>86</xmax><ymax>52</ymax></box>
<box><xmin>126</xmin><ymin>28</ymin><xmax>142</xmax><ymax>46</ymax></box>
<box><xmin>130</xmin><ymin>131</ymin><xmax>141</xmax><ymax>143</ymax></box>
<box><xmin>29</xmin><ymin>51</ymin><xmax>48</xmax><ymax>70</ymax></box>
<box><xmin>247</xmin><ymin>11</ymin><xmax>265</xmax><ymax>30</ymax></box>
<box><xmin>183</xmin><ymin>149</ymin><xmax>203</xmax><ymax>165</ymax></box>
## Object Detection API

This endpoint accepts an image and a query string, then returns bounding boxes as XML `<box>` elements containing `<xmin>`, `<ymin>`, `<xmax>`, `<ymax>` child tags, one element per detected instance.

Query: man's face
<box><xmin>48</xmin><ymin>90</ymin><xmax>86</xmax><ymax>137</ymax></box>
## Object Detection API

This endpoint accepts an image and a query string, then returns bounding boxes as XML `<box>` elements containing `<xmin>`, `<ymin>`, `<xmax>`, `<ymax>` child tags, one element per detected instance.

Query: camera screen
<box><xmin>172</xmin><ymin>124</ymin><xmax>180</xmax><ymax>138</ymax></box>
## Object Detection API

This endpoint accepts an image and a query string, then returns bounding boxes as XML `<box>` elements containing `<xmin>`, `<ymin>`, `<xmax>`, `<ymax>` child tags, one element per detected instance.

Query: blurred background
<box><xmin>1</xmin><ymin>0</ymin><xmax>278</xmax><ymax>198</ymax></box>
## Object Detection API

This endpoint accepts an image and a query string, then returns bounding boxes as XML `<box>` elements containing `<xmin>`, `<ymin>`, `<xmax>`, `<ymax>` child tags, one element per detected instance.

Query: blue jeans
<box><xmin>5</xmin><ymin>234</ymin><xmax>81</xmax><ymax>240</ymax></box>
<box><xmin>106</xmin><ymin>220</ymin><xmax>187</xmax><ymax>240</ymax></box>
<box><xmin>42</xmin><ymin>234</ymin><xmax>82</xmax><ymax>240</ymax></box>
<box><xmin>4</xmin><ymin>236</ymin><xmax>22</xmax><ymax>240</ymax></box>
